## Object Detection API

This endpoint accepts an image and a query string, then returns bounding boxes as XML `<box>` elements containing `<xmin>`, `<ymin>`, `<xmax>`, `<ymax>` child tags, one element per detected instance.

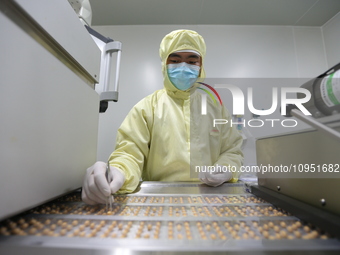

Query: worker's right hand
<box><xmin>81</xmin><ymin>161</ymin><xmax>125</xmax><ymax>205</ymax></box>
<box><xmin>199</xmin><ymin>164</ymin><xmax>233</xmax><ymax>187</ymax></box>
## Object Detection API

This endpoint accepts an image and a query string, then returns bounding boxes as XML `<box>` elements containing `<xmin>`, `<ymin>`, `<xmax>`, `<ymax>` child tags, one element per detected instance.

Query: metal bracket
<box><xmin>290</xmin><ymin>109</ymin><xmax>340</xmax><ymax>143</ymax></box>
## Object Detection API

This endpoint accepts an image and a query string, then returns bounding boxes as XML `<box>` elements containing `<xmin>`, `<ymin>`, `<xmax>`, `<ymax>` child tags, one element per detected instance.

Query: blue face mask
<box><xmin>167</xmin><ymin>62</ymin><xmax>200</xmax><ymax>91</ymax></box>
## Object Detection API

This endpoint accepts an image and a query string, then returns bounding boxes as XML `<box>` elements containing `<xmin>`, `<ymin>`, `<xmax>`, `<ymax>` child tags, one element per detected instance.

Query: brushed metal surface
<box><xmin>257</xmin><ymin>127</ymin><xmax>340</xmax><ymax>216</ymax></box>
<box><xmin>1</xmin><ymin>182</ymin><xmax>340</xmax><ymax>254</ymax></box>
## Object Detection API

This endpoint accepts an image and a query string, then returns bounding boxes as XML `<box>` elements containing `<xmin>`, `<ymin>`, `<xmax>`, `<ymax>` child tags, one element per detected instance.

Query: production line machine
<box><xmin>1</xmin><ymin>55</ymin><xmax>340</xmax><ymax>254</ymax></box>
<box><xmin>1</xmin><ymin>0</ymin><xmax>340</xmax><ymax>252</ymax></box>
<box><xmin>1</xmin><ymin>180</ymin><xmax>340</xmax><ymax>255</ymax></box>
<box><xmin>2</xmin><ymin>63</ymin><xmax>340</xmax><ymax>255</ymax></box>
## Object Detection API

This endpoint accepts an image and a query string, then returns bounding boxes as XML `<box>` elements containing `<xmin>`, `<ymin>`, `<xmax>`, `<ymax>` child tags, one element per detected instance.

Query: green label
<box><xmin>326</xmin><ymin>73</ymin><xmax>340</xmax><ymax>106</ymax></box>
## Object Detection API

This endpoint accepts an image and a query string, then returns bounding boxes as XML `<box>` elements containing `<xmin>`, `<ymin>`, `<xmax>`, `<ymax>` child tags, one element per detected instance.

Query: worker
<box><xmin>82</xmin><ymin>30</ymin><xmax>243</xmax><ymax>205</ymax></box>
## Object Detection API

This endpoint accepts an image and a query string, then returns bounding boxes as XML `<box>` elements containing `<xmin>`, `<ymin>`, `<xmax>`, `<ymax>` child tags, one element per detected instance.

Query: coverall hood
<box><xmin>159</xmin><ymin>30</ymin><xmax>206</xmax><ymax>95</ymax></box>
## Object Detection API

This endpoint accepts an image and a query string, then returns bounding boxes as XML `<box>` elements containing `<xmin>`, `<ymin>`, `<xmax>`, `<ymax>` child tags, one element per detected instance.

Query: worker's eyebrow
<box><xmin>168</xmin><ymin>53</ymin><xmax>200</xmax><ymax>59</ymax></box>
<box><xmin>188</xmin><ymin>54</ymin><xmax>200</xmax><ymax>59</ymax></box>
<box><xmin>168</xmin><ymin>53</ymin><xmax>181</xmax><ymax>58</ymax></box>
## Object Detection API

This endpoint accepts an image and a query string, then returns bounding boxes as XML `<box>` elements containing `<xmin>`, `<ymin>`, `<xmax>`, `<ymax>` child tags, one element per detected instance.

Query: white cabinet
<box><xmin>0</xmin><ymin>0</ymin><xmax>100</xmax><ymax>219</ymax></box>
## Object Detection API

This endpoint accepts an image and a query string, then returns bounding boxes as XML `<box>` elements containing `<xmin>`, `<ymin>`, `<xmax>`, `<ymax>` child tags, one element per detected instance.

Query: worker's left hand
<box><xmin>81</xmin><ymin>161</ymin><xmax>125</xmax><ymax>205</ymax></box>
<box><xmin>199</xmin><ymin>164</ymin><xmax>233</xmax><ymax>187</ymax></box>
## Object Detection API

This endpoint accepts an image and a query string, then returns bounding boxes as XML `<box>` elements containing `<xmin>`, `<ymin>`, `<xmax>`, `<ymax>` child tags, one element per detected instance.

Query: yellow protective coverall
<box><xmin>109</xmin><ymin>30</ymin><xmax>243</xmax><ymax>193</ymax></box>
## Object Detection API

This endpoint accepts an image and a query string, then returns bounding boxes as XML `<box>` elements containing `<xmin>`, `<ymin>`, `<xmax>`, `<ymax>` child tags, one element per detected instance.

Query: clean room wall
<box><xmin>322</xmin><ymin>12</ymin><xmax>340</xmax><ymax>68</ymax></box>
<box><xmin>93</xmin><ymin>25</ymin><xmax>328</xmax><ymax>165</ymax></box>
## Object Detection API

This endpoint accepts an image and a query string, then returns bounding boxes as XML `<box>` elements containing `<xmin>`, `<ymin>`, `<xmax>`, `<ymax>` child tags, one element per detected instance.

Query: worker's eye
<box><xmin>169</xmin><ymin>59</ymin><xmax>180</xmax><ymax>63</ymax></box>
<box><xmin>187</xmin><ymin>57</ymin><xmax>200</xmax><ymax>65</ymax></box>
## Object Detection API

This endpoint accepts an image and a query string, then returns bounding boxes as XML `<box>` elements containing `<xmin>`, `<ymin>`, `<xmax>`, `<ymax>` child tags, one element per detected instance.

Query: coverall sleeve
<box><xmin>108</xmin><ymin>100</ymin><xmax>152</xmax><ymax>193</ymax></box>
<box><xmin>215</xmin><ymin>106</ymin><xmax>244</xmax><ymax>182</ymax></box>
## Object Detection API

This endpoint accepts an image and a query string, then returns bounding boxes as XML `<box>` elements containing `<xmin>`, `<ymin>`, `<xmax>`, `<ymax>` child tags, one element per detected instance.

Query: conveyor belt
<box><xmin>1</xmin><ymin>182</ymin><xmax>340</xmax><ymax>254</ymax></box>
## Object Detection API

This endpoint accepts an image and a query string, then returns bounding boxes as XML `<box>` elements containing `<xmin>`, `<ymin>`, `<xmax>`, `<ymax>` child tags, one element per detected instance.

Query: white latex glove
<box><xmin>199</xmin><ymin>164</ymin><xmax>233</xmax><ymax>187</ymax></box>
<box><xmin>82</xmin><ymin>161</ymin><xmax>125</xmax><ymax>205</ymax></box>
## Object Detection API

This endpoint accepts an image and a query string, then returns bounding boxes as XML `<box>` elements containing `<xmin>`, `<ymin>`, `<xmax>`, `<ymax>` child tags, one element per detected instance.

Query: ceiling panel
<box><xmin>295</xmin><ymin>0</ymin><xmax>340</xmax><ymax>26</ymax></box>
<box><xmin>89</xmin><ymin>0</ymin><xmax>340</xmax><ymax>26</ymax></box>
<box><xmin>198</xmin><ymin>0</ymin><xmax>317</xmax><ymax>26</ymax></box>
<box><xmin>89</xmin><ymin>0</ymin><xmax>203</xmax><ymax>25</ymax></box>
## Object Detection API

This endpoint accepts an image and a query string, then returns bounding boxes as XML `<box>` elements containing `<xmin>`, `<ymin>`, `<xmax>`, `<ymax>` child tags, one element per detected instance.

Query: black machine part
<box><xmin>299</xmin><ymin>62</ymin><xmax>340</xmax><ymax>118</ymax></box>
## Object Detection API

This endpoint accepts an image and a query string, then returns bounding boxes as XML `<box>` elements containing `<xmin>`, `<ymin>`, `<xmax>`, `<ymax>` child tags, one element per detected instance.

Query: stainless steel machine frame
<box><xmin>255</xmin><ymin>111</ymin><xmax>340</xmax><ymax>241</ymax></box>
<box><xmin>1</xmin><ymin>182</ymin><xmax>340</xmax><ymax>255</ymax></box>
